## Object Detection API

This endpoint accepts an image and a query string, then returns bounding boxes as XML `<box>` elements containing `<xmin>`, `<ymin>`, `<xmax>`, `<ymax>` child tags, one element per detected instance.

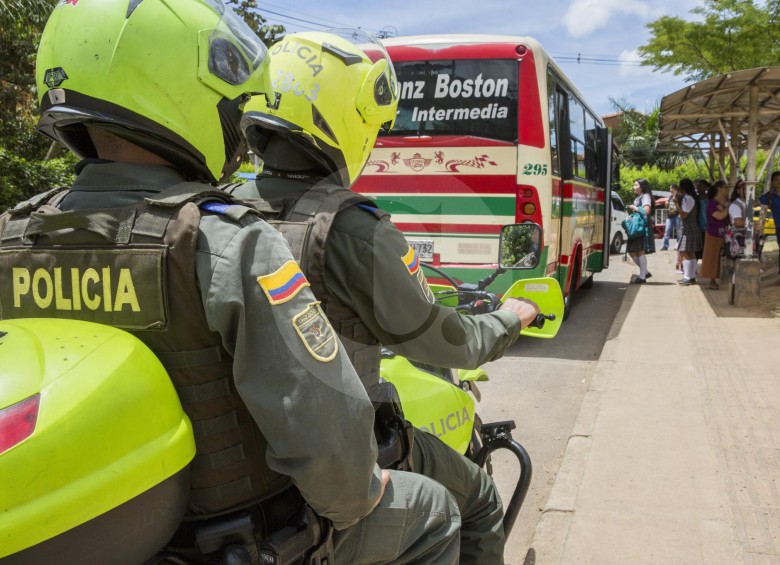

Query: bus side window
<box><xmin>584</xmin><ymin>111</ymin><xmax>599</xmax><ymax>184</ymax></box>
<box><xmin>547</xmin><ymin>73</ymin><xmax>559</xmax><ymax>175</ymax></box>
<box><xmin>556</xmin><ymin>87</ymin><xmax>572</xmax><ymax>179</ymax></box>
<box><xmin>569</xmin><ymin>96</ymin><xmax>586</xmax><ymax>179</ymax></box>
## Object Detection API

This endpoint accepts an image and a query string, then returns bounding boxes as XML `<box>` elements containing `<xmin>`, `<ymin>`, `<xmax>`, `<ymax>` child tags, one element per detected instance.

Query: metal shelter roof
<box><xmin>658</xmin><ymin>66</ymin><xmax>780</xmax><ymax>152</ymax></box>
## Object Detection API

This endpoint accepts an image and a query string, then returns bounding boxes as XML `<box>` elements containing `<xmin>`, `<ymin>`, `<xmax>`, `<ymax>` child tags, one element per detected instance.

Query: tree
<box><xmin>638</xmin><ymin>0</ymin><xmax>780</xmax><ymax>82</ymax></box>
<box><xmin>227</xmin><ymin>0</ymin><xmax>285</xmax><ymax>47</ymax></box>
<box><xmin>610</xmin><ymin>98</ymin><xmax>688</xmax><ymax>169</ymax></box>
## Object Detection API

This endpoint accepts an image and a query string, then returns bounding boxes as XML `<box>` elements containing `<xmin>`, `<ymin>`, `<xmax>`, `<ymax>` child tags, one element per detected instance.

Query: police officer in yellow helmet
<box><xmin>0</xmin><ymin>1</ymin><xmax>459</xmax><ymax>562</ymax></box>
<box><xmin>231</xmin><ymin>30</ymin><xmax>541</xmax><ymax>564</ymax></box>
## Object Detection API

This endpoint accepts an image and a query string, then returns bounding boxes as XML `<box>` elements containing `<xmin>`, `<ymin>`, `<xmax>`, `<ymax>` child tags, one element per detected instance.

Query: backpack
<box><xmin>697</xmin><ymin>200</ymin><xmax>708</xmax><ymax>231</ymax></box>
<box><xmin>622</xmin><ymin>207</ymin><xmax>648</xmax><ymax>240</ymax></box>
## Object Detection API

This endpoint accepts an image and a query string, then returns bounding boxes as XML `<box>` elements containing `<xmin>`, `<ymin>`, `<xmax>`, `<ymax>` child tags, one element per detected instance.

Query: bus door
<box><xmin>551</xmin><ymin>84</ymin><xmax>570</xmax><ymax>286</ymax></box>
<box><xmin>597</xmin><ymin>127</ymin><xmax>613</xmax><ymax>268</ymax></box>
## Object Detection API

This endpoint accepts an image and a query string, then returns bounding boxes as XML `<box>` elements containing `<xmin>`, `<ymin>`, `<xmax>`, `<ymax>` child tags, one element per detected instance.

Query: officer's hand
<box><xmin>372</xmin><ymin>470</ymin><xmax>391</xmax><ymax>511</ymax></box>
<box><xmin>500</xmin><ymin>297</ymin><xmax>541</xmax><ymax>329</ymax></box>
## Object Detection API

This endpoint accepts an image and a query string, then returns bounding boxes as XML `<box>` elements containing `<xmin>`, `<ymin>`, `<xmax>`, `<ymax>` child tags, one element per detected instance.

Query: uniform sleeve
<box><xmin>682</xmin><ymin>195</ymin><xmax>695</xmax><ymax>214</ymax></box>
<box><xmin>759</xmin><ymin>193</ymin><xmax>769</xmax><ymax>206</ymax></box>
<box><xmin>325</xmin><ymin>209</ymin><xmax>521</xmax><ymax>370</ymax></box>
<box><xmin>195</xmin><ymin>214</ymin><xmax>383</xmax><ymax>530</ymax></box>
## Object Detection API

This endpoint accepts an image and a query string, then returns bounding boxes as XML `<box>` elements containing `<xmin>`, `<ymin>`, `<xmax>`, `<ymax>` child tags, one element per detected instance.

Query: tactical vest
<box><xmin>0</xmin><ymin>184</ymin><xmax>290</xmax><ymax>518</ymax></box>
<box><xmin>226</xmin><ymin>180</ymin><xmax>388</xmax><ymax>393</ymax></box>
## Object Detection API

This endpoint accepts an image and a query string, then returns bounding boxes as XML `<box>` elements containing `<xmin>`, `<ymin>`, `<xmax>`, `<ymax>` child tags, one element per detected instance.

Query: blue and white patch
<box><xmin>200</xmin><ymin>201</ymin><xmax>232</xmax><ymax>214</ymax></box>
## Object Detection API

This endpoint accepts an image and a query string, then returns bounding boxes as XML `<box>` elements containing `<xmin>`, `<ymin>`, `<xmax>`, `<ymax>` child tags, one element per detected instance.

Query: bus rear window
<box><xmin>386</xmin><ymin>59</ymin><xmax>519</xmax><ymax>142</ymax></box>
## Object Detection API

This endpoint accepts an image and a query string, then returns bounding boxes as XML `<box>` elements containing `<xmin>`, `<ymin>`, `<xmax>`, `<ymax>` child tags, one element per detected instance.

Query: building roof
<box><xmin>657</xmin><ymin>67</ymin><xmax>780</xmax><ymax>151</ymax></box>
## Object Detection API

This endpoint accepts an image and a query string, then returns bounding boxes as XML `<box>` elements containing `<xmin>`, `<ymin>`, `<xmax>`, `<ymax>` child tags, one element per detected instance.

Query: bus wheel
<box><xmin>563</xmin><ymin>266</ymin><xmax>578</xmax><ymax>320</ymax></box>
<box><xmin>580</xmin><ymin>274</ymin><xmax>594</xmax><ymax>289</ymax></box>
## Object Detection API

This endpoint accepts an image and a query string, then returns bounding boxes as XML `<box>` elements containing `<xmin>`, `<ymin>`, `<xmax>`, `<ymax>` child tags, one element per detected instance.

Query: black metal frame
<box><xmin>472</xmin><ymin>420</ymin><xmax>532</xmax><ymax>537</ymax></box>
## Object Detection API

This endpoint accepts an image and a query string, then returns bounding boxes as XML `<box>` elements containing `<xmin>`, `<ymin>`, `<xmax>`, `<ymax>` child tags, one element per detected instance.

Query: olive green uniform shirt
<box><xmin>58</xmin><ymin>163</ymin><xmax>383</xmax><ymax>530</ymax></box>
<box><xmin>234</xmin><ymin>179</ymin><xmax>521</xmax><ymax>374</ymax></box>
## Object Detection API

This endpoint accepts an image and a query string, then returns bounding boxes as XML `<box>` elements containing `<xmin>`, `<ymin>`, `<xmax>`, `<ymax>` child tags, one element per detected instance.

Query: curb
<box><xmin>524</xmin><ymin>283</ymin><xmax>638</xmax><ymax>564</ymax></box>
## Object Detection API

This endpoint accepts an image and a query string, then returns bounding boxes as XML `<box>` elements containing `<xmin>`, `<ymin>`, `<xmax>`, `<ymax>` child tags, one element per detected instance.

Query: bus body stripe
<box><xmin>394</xmin><ymin>223</ymin><xmax>501</xmax><ymax>235</ymax></box>
<box><xmin>355</xmin><ymin>175</ymin><xmax>517</xmax><ymax>195</ymax></box>
<box><xmin>372</xmin><ymin>196</ymin><xmax>516</xmax><ymax>216</ymax></box>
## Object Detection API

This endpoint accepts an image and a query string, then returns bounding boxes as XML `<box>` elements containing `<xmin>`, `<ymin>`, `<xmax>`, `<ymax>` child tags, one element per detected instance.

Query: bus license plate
<box><xmin>409</xmin><ymin>240</ymin><xmax>434</xmax><ymax>261</ymax></box>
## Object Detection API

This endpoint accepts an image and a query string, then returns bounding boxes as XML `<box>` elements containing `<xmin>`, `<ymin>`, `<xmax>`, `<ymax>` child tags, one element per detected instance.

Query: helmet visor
<box><xmin>199</xmin><ymin>0</ymin><xmax>270</xmax><ymax>93</ymax></box>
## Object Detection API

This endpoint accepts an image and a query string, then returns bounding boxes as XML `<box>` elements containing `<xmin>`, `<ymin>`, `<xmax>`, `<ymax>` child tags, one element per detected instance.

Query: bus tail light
<box><xmin>523</xmin><ymin>203</ymin><xmax>537</xmax><ymax>215</ymax></box>
<box><xmin>516</xmin><ymin>45</ymin><xmax>528</xmax><ymax>56</ymax></box>
<box><xmin>0</xmin><ymin>394</ymin><xmax>40</xmax><ymax>454</ymax></box>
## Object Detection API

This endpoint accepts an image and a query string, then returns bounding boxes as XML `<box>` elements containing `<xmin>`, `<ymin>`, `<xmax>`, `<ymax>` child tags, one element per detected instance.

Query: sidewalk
<box><xmin>529</xmin><ymin>247</ymin><xmax>780</xmax><ymax>564</ymax></box>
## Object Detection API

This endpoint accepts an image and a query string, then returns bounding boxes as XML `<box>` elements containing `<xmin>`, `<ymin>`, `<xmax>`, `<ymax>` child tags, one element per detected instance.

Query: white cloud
<box><xmin>617</xmin><ymin>48</ymin><xmax>653</xmax><ymax>78</ymax></box>
<box><xmin>564</xmin><ymin>0</ymin><xmax>651</xmax><ymax>38</ymax></box>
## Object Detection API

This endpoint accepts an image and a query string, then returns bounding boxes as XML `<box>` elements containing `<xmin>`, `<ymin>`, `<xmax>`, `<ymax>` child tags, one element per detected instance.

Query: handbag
<box><xmin>723</xmin><ymin>227</ymin><xmax>745</xmax><ymax>259</ymax></box>
<box><xmin>622</xmin><ymin>207</ymin><xmax>648</xmax><ymax>241</ymax></box>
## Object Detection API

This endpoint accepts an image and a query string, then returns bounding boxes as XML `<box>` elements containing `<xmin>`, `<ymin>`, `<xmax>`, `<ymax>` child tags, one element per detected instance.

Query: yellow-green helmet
<box><xmin>240</xmin><ymin>30</ymin><xmax>399</xmax><ymax>187</ymax></box>
<box><xmin>35</xmin><ymin>0</ymin><xmax>273</xmax><ymax>183</ymax></box>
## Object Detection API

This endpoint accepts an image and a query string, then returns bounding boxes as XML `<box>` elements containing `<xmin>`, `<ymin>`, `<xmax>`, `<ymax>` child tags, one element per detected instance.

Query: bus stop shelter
<box><xmin>657</xmin><ymin>66</ymin><xmax>780</xmax><ymax>305</ymax></box>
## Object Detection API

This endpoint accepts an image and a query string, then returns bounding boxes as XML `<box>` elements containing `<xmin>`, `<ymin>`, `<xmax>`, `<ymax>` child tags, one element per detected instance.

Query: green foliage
<box><xmin>639</xmin><ymin>0</ymin><xmax>780</xmax><ymax>81</ymax></box>
<box><xmin>618</xmin><ymin>151</ymin><xmax>779</xmax><ymax>203</ymax></box>
<box><xmin>227</xmin><ymin>0</ymin><xmax>285</xmax><ymax>47</ymax></box>
<box><xmin>0</xmin><ymin>0</ymin><xmax>57</xmax><ymax>161</ymax></box>
<box><xmin>0</xmin><ymin>147</ymin><xmax>76</xmax><ymax>211</ymax></box>
<box><xmin>610</xmin><ymin>98</ymin><xmax>689</xmax><ymax>169</ymax></box>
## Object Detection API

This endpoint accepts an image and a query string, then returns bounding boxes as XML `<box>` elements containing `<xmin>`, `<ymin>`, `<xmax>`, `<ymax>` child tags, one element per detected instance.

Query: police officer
<box><xmin>0</xmin><ymin>1</ymin><xmax>459</xmax><ymax>563</ymax></box>
<box><xmin>232</xmin><ymin>31</ymin><xmax>541</xmax><ymax>564</ymax></box>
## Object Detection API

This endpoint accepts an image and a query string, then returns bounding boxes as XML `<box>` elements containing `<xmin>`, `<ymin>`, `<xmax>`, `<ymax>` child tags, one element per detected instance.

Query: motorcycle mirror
<box><xmin>498</xmin><ymin>223</ymin><xmax>542</xmax><ymax>269</ymax></box>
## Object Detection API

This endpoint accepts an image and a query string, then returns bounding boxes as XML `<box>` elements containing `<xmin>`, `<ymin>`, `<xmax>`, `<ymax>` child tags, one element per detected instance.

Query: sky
<box><xmin>257</xmin><ymin>0</ymin><xmax>704</xmax><ymax>117</ymax></box>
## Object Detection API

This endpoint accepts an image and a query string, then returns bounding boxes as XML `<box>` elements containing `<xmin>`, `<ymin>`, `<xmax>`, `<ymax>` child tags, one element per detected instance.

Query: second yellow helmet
<box><xmin>241</xmin><ymin>29</ymin><xmax>399</xmax><ymax>187</ymax></box>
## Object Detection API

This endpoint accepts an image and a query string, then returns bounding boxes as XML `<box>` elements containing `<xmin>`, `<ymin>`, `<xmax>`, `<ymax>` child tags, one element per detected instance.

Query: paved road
<box><xmin>477</xmin><ymin>251</ymin><xmax>638</xmax><ymax>564</ymax></box>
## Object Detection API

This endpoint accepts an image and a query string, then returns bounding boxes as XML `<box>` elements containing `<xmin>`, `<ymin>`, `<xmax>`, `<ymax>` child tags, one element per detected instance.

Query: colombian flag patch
<box><xmin>257</xmin><ymin>260</ymin><xmax>310</xmax><ymax>305</ymax></box>
<box><xmin>402</xmin><ymin>246</ymin><xmax>420</xmax><ymax>275</ymax></box>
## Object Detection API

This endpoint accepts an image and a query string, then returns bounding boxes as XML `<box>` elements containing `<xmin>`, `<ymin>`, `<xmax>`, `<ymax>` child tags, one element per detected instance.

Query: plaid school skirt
<box><xmin>678</xmin><ymin>215</ymin><xmax>703</xmax><ymax>252</ymax></box>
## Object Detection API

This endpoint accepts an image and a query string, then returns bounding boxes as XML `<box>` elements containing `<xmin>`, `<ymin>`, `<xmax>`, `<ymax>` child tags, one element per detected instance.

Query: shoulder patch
<box><xmin>292</xmin><ymin>302</ymin><xmax>338</xmax><ymax>362</ymax></box>
<box><xmin>402</xmin><ymin>246</ymin><xmax>435</xmax><ymax>303</ymax></box>
<box><xmin>354</xmin><ymin>202</ymin><xmax>388</xmax><ymax>220</ymax></box>
<box><xmin>402</xmin><ymin>245</ymin><xmax>420</xmax><ymax>275</ymax></box>
<box><xmin>257</xmin><ymin>260</ymin><xmax>310</xmax><ymax>304</ymax></box>
<box><xmin>200</xmin><ymin>201</ymin><xmax>232</xmax><ymax>214</ymax></box>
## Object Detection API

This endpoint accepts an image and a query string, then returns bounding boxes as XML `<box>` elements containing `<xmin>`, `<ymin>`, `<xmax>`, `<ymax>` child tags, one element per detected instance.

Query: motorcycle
<box><xmin>0</xmin><ymin>223</ymin><xmax>562</xmax><ymax>563</ymax></box>
<box><xmin>379</xmin><ymin>223</ymin><xmax>564</xmax><ymax>537</ymax></box>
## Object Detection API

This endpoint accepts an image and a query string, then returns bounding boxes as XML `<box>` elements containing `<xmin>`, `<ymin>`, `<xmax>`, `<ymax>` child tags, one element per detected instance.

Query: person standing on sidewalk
<box><xmin>728</xmin><ymin>180</ymin><xmax>748</xmax><ymax>259</ymax></box>
<box><xmin>677</xmin><ymin>178</ymin><xmax>703</xmax><ymax>285</ymax></box>
<box><xmin>662</xmin><ymin>184</ymin><xmax>681</xmax><ymax>251</ymax></box>
<box><xmin>626</xmin><ymin>178</ymin><xmax>655</xmax><ymax>284</ymax></box>
<box><xmin>758</xmin><ymin>171</ymin><xmax>780</xmax><ymax>274</ymax></box>
<box><xmin>700</xmin><ymin>180</ymin><xmax>730</xmax><ymax>289</ymax></box>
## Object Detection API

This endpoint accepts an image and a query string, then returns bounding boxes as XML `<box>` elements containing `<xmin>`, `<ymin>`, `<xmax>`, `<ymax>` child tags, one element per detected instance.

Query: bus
<box><xmin>352</xmin><ymin>35</ymin><xmax>616</xmax><ymax>317</ymax></box>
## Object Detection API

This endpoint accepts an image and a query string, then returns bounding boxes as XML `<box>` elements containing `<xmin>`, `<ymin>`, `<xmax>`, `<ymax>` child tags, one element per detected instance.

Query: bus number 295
<box><xmin>522</xmin><ymin>163</ymin><xmax>548</xmax><ymax>176</ymax></box>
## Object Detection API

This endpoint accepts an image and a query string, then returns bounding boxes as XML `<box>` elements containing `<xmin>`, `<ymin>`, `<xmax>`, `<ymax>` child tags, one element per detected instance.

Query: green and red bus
<box><xmin>352</xmin><ymin>34</ymin><xmax>616</xmax><ymax>317</ymax></box>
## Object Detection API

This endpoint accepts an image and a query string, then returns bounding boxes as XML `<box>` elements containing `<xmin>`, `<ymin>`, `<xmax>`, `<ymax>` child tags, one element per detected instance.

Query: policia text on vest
<box><xmin>0</xmin><ymin>249</ymin><xmax>165</xmax><ymax>330</ymax></box>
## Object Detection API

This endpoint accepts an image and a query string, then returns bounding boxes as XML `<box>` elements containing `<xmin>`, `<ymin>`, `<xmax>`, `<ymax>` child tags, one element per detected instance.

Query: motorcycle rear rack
<box><xmin>472</xmin><ymin>420</ymin><xmax>532</xmax><ymax>537</ymax></box>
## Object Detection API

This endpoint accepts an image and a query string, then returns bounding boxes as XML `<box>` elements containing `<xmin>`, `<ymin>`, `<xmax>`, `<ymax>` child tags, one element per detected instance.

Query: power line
<box><xmin>259</xmin><ymin>1</ymin><xmax>354</xmax><ymax>29</ymax></box>
<box><xmin>552</xmin><ymin>53</ymin><xmax>644</xmax><ymax>66</ymax></box>
<box><xmin>262</xmin><ymin>15</ymin><xmax>325</xmax><ymax>32</ymax></box>
<box><xmin>255</xmin><ymin>5</ymin><xmax>389</xmax><ymax>37</ymax></box>
<box><xmin>259</xmin><ymin>7</ymin><xmax>334</xmax><ymax>30</ymax></box>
